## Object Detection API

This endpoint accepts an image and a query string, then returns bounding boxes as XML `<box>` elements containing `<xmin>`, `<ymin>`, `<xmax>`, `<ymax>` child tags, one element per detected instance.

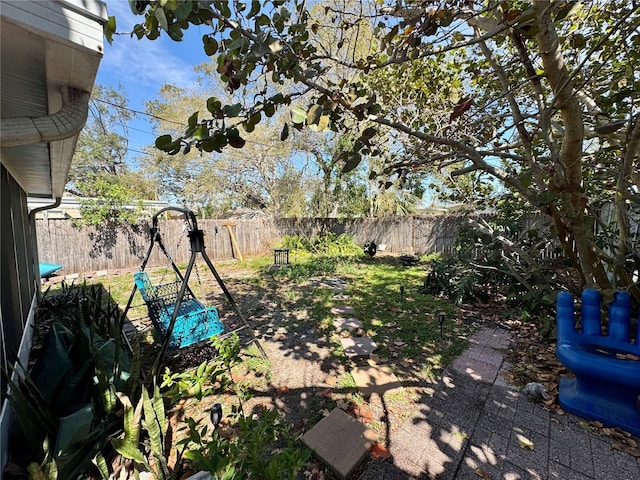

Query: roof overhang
<box><xmin>0</xmin><ymin>0</ymin><xmax>107</xmax><ymax>198</ymax></box>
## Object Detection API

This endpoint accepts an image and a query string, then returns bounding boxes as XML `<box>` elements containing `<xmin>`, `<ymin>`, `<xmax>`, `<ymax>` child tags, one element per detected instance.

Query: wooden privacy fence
<box><xmin>35</xmin><ymin>214</ymin><xmax>553</xmax><ymax>275</ymax></box>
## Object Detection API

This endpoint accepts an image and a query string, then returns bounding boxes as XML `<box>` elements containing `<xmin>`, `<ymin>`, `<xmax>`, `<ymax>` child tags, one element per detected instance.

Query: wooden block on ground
<box><xmin>340</xmin><ymin>337</ymin><xmax>377</xmax><ymax>358</ymax></box>
<box><xmin>352</xmin><ymin>365</ymin><xmax>403</xmax><ymax>397</ymax></box>
<box><xmin>302</xmin><ymin>408</ymin><xmax>377</xmax><ymax>479</ymax></box>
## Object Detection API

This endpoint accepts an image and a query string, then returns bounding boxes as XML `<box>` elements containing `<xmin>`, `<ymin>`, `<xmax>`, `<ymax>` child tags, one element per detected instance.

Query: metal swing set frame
<box><xmin>121</xmin><ymin>207</ymin><xmax>266</xmax><ymax>360</ymax></box>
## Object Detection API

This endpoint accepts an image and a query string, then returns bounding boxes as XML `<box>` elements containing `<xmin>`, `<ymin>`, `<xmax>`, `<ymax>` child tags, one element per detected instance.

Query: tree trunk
<box><xmin>534</xmin><ymin>1</ymin><xmax>610</xmax><ymax>290</ymax></box>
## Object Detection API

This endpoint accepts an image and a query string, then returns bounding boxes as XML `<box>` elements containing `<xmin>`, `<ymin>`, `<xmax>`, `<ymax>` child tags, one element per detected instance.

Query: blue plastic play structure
<box><xmin>39</xmin><ymin>263</ymin><xmax>62</xmax><ymax>277</ymax></box>
<box><xmin>556</xmin><ymin>288</ymin><xmax>640</xmax><ymax>436</ymax></box>
<box><xmin>133</xmin><ymin>271</ymin><xmax>224</xmax><ymax>350</ymax></box>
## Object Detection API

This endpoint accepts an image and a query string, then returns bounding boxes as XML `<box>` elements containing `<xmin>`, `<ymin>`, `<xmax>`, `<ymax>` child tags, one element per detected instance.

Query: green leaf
<box><xmin>202</xmin><ymin>132</ymin><xmax>227</xmax><ymax>152</ymax></box>
<box><xmin>264</xmin><ymin>103</ymin><xmax>276</xmax><ymax>117</ymax></box>
<box><xmin>309</xmin><ymin>114</ymin><xmax>330</xmax><ymax>132</ymax></box>
<box><xmin>167</xmin><ymin>24</ymin><xmax>184</xmax><ymax>41</ymax></box>
<box><xmin>341</xmin><ymin>152</ymin><xmax>362</xmax><ymax>174</ymax></box>
<box><xmin>173</xmin><ymin>1</ymin><xmax>191</xmax><ymax>19</ymax></box>
<box><xmin>207</xmin><ymin>97</ymin><xmax>222</xmax><ymax>116</ymax></box>
<box><xmin>155</xmin><ymin>134</ymin><xmax>173</xmax><ymax>148</ymax></box>
<box><xmin>129</xmin><ymin>0</ymin><xmax>147</xmax><ymax>14</ymax></box>
<box><xmin>280</xmin><ymin>123</ymin><xmax>289</xmax><ymax>141</ymax></box>
<box><xmin>222</xmin><ymin>103</ymin><xmax>243</xmax><ymax>117</ymax></box>
<box><xmin>360</xmin><ymin>126</ymin><xmax>378</xmax><ymax>142</ymax></box>
<box><xmin>104</xmin><ymin>16</ymin><xmax>116</xmax><ymax>45</ymax></box>
<box><xmin>203</xmin><ymin>35</ymin><xmax>219</xmax><ymax>56</ymax></box>
<box><xmin>291</xmin><ymin>107</ymin><xmax>306</xmax><ymax>125</ymax></box>
<box><xmin>196</xmin><ymin>360</ymin><xmax>207</xmax><ymax>378</ymax></box>
<box><xmin>193</xmin><ymin>124</ymin><xmax>208</xmax><ymax>141</ymax></box>
<box><xmin>217</xmin><ymin>1</ymin><xmax>232</xmax><ymax>18</ymax></box>
<box><xmin>221</xmin><ymin>465</ymin><xmax>236</xmax><ymax>480</ymax></box>
<box><xmin>306</xmin><ymin>105</ymin><xmax>323</xmax><ymax>125</ymax></box>
<box><xmin>92</xmin><ymin>453</ymin><xmax>109</xmax><ymax>480</ymax></box>
<box><xmin>250</xmin><ymin>111</ymin><xmax>261</xmax><ymax>125</ymax></box>
<box><xmin>142</xmin><ymin>386</ymin><xmax>168</xmax><ymax>476</ymax></box>
<box><xmin>226</xmin><ymin>128</ymin><xmax>246</xmax><ymax>148</ymax></box>
<box><xmin>248</xmin><ymin>0</ymin><xmax>261</xmax><ymax>18</ymax></box>
<box><xmin>154</xmin><ymin>7</ymin><xmax>169</xmax><ymax>32</ymax></box>
<box><xmin>166</xmin><ymin>139</ymin><xmax>182</xmax><ymax>155</ymax></box>
<box><xmin>55</xmin><ymin>405</ymin><xmax>95</xmax><ymax>458</ymax></box>
<box><xmin>187</xmin><ymin>111</ymin><xmax>199</xmax><ymax>129</ymax></box>
<box><xmin>111</xmin><ymin>438</ymin><xmax>147</xmax><ymax>464</ymax></box>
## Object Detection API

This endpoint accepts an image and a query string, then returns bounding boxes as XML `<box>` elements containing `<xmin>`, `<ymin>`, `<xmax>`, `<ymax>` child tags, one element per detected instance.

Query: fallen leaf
<box><xmin>371</xmin><ymin>442</ymin><xmax>392</xmax><ymax>459</ymax></box>
<box><xmin>276</xmin><ymin>386</ymin><xmax>290</xmax><ymax>395</ymax></box>
<box><xmin>474</xmin><ymin>467</ymin><xmax>491</xmax><ymax>480</ymax></box>
<box><xmin>324</xmin><ymin>375</ymin><xmax>338</xmax><ymax>386</ymax></box>
<box><xmin>350</xmin><ymin>403</ymin><xmax>374</xmax><ymax>423</ymax></box>
<box><xmin>543</xmin><ymin>397</ymin><xmax>556</xmax><ymax>408</ymax></box>
<box><xmin>517</xmin><ymin>434</ymin><xmax>535</xmax><ymax>450</ymax></box>
<box><xmin>612</xmin><ymin>443</ymin><xmax>640</xmax><ymax>458</ymax></box>
<box><xmin>317</xmin><ymin>388</ymin><xmax>333</xmax><ymax>399</ymax></box>
<box><xmin>616</xmin><ymin>353</ymin><xmax>640</xmax><ymax>360</ymax></box>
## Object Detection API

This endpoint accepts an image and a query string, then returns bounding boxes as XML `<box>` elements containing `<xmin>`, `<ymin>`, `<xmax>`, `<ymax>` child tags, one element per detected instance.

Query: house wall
<box><xmin>0</xmin><ymin>164</ymin><xmax>40</xmax><ymax>470</ymax></box>
<box><xmin>0</xmin><ymin>164</ymin><xmax>39</xmax><ymax>393</ymax></box>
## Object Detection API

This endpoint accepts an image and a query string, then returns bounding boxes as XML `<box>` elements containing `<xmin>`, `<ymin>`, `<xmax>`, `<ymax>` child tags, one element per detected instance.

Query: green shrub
<box><xmin>6</xmin><ymin>283</ymin><xmax>135</xmax><ymax>479</ymax></box>
<box><xmin>280</xmin><ymin>234</ymin><xmax>311</xmax><ymax>251</ymax></box>
<box><xmin>422</xmin><ymin>256</ymin><xmax>484</xmax><ymax>305</ymax></box>
<box><xmin>280</xmin><ymin>233</ymin><xmax>363</xmax><ymax>257</ymax></box>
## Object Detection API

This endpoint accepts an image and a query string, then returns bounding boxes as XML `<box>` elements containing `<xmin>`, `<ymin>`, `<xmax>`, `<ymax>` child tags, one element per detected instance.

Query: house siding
<box><xmin>1</xmin><ymin>0</ymin><xmax>106</xmax><ymax>54</ymax></box>
<box><xmin>0</xmin><ymin>164</ymin><xmax>38</xmax><ymax>388</ymax></box>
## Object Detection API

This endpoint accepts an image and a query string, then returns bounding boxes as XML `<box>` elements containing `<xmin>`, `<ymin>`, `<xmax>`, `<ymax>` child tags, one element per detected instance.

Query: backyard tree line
<box><xmin>87</xmin><ymin>0</ymin><xmax>640</xmax><ymax>298</ymax></box>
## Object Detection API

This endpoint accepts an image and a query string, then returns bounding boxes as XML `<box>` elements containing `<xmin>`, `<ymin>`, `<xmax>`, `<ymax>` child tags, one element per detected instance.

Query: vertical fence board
<box><xmin>36</xmin><ymin>214</ymin><xmax>561</xmax><ymax>274</ymax></box>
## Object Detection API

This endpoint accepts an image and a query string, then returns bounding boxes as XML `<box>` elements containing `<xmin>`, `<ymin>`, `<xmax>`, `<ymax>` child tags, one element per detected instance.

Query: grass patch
<box><xmin>336</xmin><ymin>258</ymin><xmax>473</xmax><ymax>379</ymax></box>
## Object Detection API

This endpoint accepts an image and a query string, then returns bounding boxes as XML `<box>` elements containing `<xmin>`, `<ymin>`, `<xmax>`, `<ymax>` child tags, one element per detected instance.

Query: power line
<box><xmin>95</xmin><ymin>98</ymin><xmax>298</xmax><ymax>150</ymax></box>
<box><xmin>129</xmin><ymin>126</ymin><xmax>158</xmax><ymax>136</ymax></box>
<box><xmin>94</xmin><ymin>98</ymin><xmax>185</xmax><ymax>126</ymax></box>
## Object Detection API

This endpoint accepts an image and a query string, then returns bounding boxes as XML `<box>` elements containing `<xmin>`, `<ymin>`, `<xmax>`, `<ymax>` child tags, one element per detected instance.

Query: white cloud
<box><xmin>98</xmin><ymin>0</ymin><xmax>211</xmax><ymax>105</ymax></box>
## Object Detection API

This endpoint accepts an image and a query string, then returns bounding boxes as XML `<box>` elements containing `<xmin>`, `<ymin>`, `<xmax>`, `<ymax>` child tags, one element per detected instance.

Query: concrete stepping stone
<box><xmin>323</xmin><ymin>278</ymin><xmax>347</xmax><ymax>291</ymax></box>
<box><xmin>334</xmin><ymin>317</ymin><xmax>362</xmax><ymax>331</ymax></box>
<box><xmin>340</xmin><ymin>337</ymin><xmax>377</xmax><ymax>358</ymax></box>
<box><xmin>331</xmin><ymin>305</ymin><xmax>355</xmax><ymax>315</ymax></box>
<box><xmin>352</xmin><ymin>365</ymin><xmax>403</xmax><ymax>397</ymax></box>
<box><xmin>302</xmin><ymin>407</ymin><xmax>377</xmax><ymax>480</ymax></box>
<box><xmin>332</xmin><ymin>294</ymin><xmax>351</xmax><ymax>301</ymax></box>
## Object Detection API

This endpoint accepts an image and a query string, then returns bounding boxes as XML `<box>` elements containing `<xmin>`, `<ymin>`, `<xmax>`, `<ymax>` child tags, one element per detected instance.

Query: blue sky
<box><xmin>96</xmin><ymin>1</ymin><xmax>211</xmax><ymax>155</ymax></box>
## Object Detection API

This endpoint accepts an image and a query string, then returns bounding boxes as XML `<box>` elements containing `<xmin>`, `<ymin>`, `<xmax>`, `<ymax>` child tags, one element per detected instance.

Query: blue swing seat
<box><xmin>134</xmin><ymin>271</ymin><xmax>224</xmax><ymax>349</ymax></box>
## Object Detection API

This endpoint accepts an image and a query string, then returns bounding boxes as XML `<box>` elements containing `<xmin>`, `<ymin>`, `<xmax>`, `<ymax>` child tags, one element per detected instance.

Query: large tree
<box><xmin>68</xmin><ymin>84</ymin><xmax>156</xmax><ymax>225</ymax></box>
<box><xmin>144</xmin><ymin>75</ymin><xmax>315</xmax><ymax>216</ymax></box>
<box><xmin>113</xmin><ymin>1</ymin><xmax>640</xmax><ymax>298</ymax></box>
